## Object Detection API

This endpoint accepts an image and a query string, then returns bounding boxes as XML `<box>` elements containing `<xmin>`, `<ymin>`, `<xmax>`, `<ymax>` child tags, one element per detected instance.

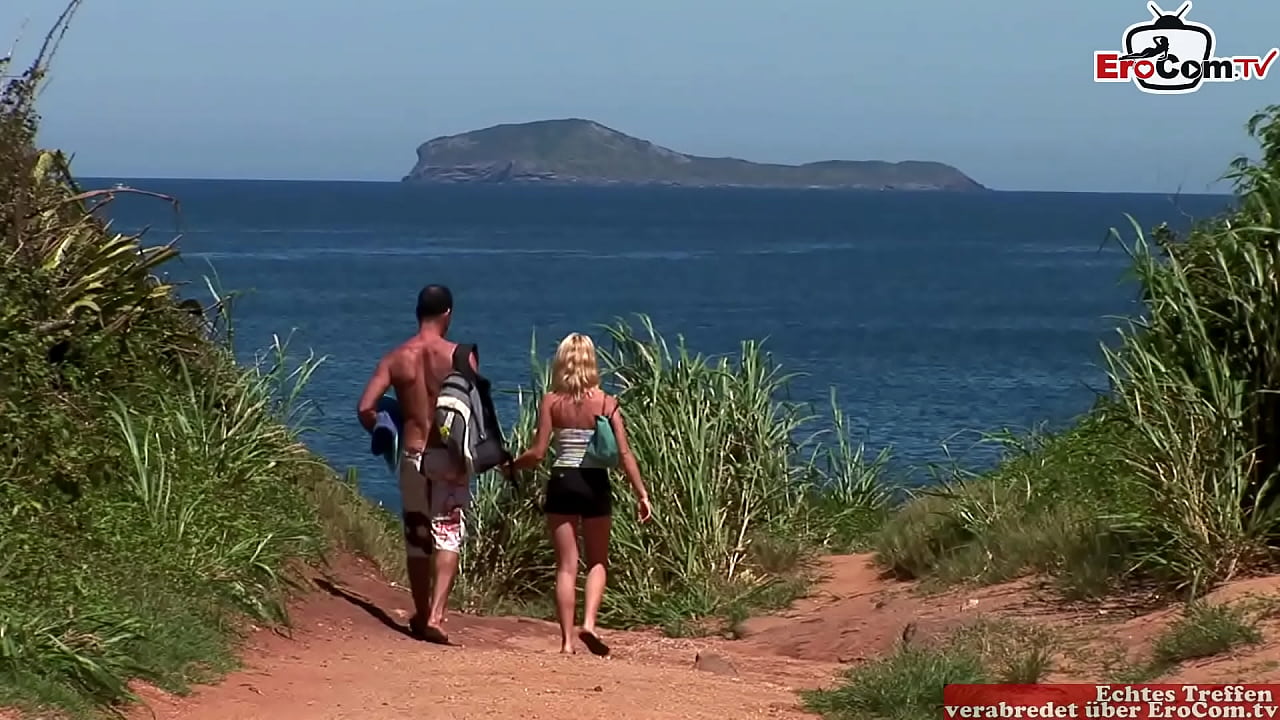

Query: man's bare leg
<box><xmin>406</xmin><ymin>556</ymin><xmax>433</xmax><ymax>622</ymax></box>
<box><xmin>418</xmin><ymin>454</ymin><xmax>469</xmax><ymax>644</ymax></box>
<box><xmin>398</xmin><ymin>453</ymin><xmax>435</xmax><ymax>635</ymax></box>
<box><xmin>426</xmin><ymin>549</ymin><xmax>459</xmax><ymax>634</ymax></box>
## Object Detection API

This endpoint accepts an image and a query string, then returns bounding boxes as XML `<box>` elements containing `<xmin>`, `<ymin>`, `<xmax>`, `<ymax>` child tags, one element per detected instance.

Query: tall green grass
<box><xmin>873</xmin><ymin>407</ymin><xmax>1144</xmax><ymax>598</ymax></box>
<box><xmin>0</xmin><ymin>17</ymin><xmax>401</xmax><ymax>715</ymax></box>
<box><xmin>870</xmin><ymin>104</ymin><xmax>1280</xmax><ymax>599</ymax></box>
<box><xmin>459</xmin><ymin>316</ymin><xmax>894</xmax><ymax>630</ymax></box>
<box><xmin>1100</xmin><ymin>109</ymin><xmax>1280</xmax><ymax>588</ymax></box>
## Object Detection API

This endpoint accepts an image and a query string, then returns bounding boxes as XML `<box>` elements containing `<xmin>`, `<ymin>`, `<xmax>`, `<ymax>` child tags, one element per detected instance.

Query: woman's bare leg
<box><xmin>580</xmin><ymin>515</ymin><xmax>611</xmax><ymax>640</ymax></box>
<box><xmin>547</xmin><ymin>513</ymin><xmax>580</xmax><ymax>653</ymax></box>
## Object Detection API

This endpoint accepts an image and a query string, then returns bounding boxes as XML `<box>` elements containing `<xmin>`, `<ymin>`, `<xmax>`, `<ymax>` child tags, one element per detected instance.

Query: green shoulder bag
<box><xmin>585</xmin><ymin>396</ymin><xmax>621</xmax><ymax>468</ymax></box>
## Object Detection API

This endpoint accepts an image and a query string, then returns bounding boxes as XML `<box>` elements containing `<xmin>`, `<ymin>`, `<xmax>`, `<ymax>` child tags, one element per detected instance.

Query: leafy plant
<box><xmin>0</xmin><ymin>7</ymin><xmax>402</xmax><ymax>714</ymax></box>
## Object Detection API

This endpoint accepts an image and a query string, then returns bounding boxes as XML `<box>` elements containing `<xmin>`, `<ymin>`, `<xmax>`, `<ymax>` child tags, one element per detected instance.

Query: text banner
<box><xmin>944</xmin><ymin>685</ymin><xmax>1280</xmax><ymax>719</ymax></box>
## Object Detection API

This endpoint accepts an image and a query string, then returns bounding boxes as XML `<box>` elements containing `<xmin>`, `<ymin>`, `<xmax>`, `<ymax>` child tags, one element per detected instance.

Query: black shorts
<box><xmin>544</xmin><ymin>467</ymin><xmax>612</xmax><ymax>518</ymax></box>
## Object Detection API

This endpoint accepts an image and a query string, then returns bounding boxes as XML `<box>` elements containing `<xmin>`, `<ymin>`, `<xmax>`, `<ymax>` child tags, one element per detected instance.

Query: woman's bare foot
<box><xmin>560</xmin><ymin>644</ymin><xmax>576</xmax><ymax>655</ymax></box>
<box><xmin>578</xmin><ymin>628</ymin><xmax>610</xmax><ymax>657</ymax></box>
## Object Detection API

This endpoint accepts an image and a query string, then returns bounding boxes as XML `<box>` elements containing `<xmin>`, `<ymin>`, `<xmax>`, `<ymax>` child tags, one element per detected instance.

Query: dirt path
<box><xmin>114</xmin><ymin>553</ymin><xmax>1280</xmax><ymax>719</ymax></box>
<box><xmin>126</xmin><ymin>556</ymin><xmax>852</xmax><ymax>720</ymax></box>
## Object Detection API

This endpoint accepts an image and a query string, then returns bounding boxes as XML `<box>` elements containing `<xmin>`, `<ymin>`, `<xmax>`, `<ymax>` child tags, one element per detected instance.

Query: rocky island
<box><xmin>402</xmin><ymin>118</ymin><xmax>986</xmax><ymax>191</ymax></box>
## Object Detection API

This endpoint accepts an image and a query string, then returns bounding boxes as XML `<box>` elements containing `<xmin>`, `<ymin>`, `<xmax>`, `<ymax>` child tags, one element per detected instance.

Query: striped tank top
<box><xmin>551</xmin><ymin>427</ymin><xmax>599</xmax><ymax>468</ymax></box>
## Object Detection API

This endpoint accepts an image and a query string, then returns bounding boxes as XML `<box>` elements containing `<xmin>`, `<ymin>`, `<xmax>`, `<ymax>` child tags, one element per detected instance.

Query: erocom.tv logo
<box><xmin>1093</xmin><ymin>1</ymin><xmax>1278</xmax><ymax>94</ymax></box>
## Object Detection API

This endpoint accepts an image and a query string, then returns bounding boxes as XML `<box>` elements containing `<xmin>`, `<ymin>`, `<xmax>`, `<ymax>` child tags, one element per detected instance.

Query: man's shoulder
<box><xmin>421</xmin><ymin>338</ymin><xmax>468</xmax><ymax>382</ymax></box>
<box><xmin>384</xmin><ymin>337</ymin><xmax>435</xmax><ymax>376</ymax></box>
<box><xmin>440</xmin><ymin>339</ymin><xmax>479</xmax><ymax>365</ymax></box>
<box><xmin>385</xmin><ymin>337</ymin><xmax>423</xmax><ymax>360</ymax></box>
<box><xmin>423</xmin><ymin>337</ymin><xmax>462</xmax><ymax>360</ymax></box>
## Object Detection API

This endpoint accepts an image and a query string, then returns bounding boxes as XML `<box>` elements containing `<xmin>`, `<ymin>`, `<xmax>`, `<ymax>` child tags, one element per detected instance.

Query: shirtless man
<box><xmin>356</xmin><ymin>284</ymin><xmax>475</xmax><ymax>644</ymax></box>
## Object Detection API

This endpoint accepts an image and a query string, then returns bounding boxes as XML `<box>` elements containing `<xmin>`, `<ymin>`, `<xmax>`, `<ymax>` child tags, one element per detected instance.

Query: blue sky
<box><xmin>3</xmin><ymin>0</ymin><xmax>1279</xmax><ymax>192</ymax></box>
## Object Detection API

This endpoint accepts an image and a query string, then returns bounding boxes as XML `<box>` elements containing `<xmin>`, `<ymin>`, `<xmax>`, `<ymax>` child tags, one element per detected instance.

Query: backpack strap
<box><xmin>451</xmin><ymin>343</ymin><xmax>478</xmax><ymax>380</ymax></box>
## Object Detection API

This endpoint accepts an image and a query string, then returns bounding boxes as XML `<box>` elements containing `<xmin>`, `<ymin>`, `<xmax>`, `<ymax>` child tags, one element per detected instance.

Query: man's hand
<box><xmin>356</xmin><ymin>356</ymin><xmax>392</xmax><ymax>431</ymax></box>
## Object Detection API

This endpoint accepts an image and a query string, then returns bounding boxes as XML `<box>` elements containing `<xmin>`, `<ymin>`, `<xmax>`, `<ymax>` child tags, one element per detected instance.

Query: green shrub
<box><xmin>870</xmin><ymin>104</ymin><xmax>1280</xmax><ymax>599</ymax></box>
<box><xmin>1150</xmin><ymin>601</ymin><xmax>1262</xmax><ymax>671</ymax></box>
<box><xmin>0</xmin><ymin>22</ymin><xmax>401</xmax><ymax>715</ymax></box>
<box><xmin>804</xmin><ymin>620</ymin><xmax>1056</xmax><ymax>720</ymax></box>
<box><xmin>1101</xmin><ymin>108</ymin><xmax>1280</xmax><ymax>587</ymax></box>
<box><xmin>873</xmin><ymin>408</ymin><xmax>1144</xmax><ymax>598</ymax></box>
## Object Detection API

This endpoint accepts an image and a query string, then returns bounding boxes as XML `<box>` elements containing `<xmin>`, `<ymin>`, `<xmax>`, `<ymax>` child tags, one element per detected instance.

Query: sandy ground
<box><xmin>123</xmin><ymin>555</ymin><xmax>854</xmax><ymax>720</ymax></box>
<box><xmin>10</xmin><ymin>553</ymin><xmax>1280</xmax><ymax>719</ymax></box>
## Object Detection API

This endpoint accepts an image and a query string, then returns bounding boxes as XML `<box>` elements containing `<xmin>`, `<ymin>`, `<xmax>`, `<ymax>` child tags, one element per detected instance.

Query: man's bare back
<box><xmin>376</xmin><ymin>334</ymin><xmax>459</xmax><ymax>452</ymax></box>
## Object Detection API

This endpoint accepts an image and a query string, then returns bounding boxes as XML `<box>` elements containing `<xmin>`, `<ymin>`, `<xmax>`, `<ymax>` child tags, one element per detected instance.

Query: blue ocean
<box><xmin>95</xmin><ymin>180</ymin><xmax>1230</xmax><ymax>510</ymax></box>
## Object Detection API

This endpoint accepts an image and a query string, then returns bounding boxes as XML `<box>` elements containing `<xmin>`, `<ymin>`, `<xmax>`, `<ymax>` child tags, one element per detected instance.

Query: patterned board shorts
<box><xmin>398</xmin><ymin>449</ymin><xmax>471</xmax><ymax>557</ymax></box>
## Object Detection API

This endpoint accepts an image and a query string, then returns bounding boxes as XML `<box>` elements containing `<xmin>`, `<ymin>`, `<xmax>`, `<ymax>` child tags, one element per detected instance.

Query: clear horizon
<box><xmin>71</xmin><ymin>175</ymin><xmax>1236</xmax><ymax>197</ymax></box>
<box><xmin>5</xmin><ymin>0</ymin><xmax>1279</xmax><ymax>194</ymax></box>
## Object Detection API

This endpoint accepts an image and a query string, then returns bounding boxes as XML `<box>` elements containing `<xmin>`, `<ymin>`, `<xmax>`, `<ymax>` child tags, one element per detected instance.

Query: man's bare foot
<box><xmin>560</xmin><ymin>645</ymin><xmax>576</xmax><ymax>655</ymax></box>
<box><xmin>409</xmin><ymin>615</ymin><xmax>451</xmax><ymax>645</ymax></box>
<box><xmin>421</xmin><ymin>625</ymin><xmax>450</xmax><ymax>645</ymax></box>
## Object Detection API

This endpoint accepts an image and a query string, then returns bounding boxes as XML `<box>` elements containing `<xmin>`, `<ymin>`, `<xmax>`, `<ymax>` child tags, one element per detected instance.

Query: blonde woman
<box><xmin>513</xmin><ymin>332</ymin><xmax>652</xmax><ymax>656</ymax></box>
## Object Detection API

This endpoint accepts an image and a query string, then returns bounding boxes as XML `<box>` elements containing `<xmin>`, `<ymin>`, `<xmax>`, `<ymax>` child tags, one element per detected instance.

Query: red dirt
<box><xmin>123</xmin><ymin>554</ymin><xmax>844</xmax><ymax>720</ymax></box>
<box><xmin>11</xmin><ymin>554</ymin><xmax>1280</xmax><ymax>719</ymax></box>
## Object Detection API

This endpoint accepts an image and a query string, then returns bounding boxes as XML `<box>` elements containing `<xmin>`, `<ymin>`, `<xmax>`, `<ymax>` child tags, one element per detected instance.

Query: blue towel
<box><xmin>369</xmin><ymin>395</ymin><xmax>403</xmax><ymax>473</ymax></box>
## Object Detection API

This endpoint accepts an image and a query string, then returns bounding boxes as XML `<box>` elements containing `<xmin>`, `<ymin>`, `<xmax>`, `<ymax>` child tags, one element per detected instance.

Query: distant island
<box><xmin>401</xmin><ymin>119</ymin><xmax>986</xmax><ymax>191</ymax></box>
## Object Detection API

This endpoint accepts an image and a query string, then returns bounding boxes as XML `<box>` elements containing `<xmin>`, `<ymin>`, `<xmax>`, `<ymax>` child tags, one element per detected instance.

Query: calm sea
<box><xmin>94</xmin><ymin>180</ymin><xmax>1230</xmax><ymax>511</ymax></box>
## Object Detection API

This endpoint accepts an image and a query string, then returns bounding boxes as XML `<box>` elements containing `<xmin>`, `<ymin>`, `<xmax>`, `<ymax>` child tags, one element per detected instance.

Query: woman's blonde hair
<box><xmin>550</xmin><ymin>332</ymin><xmax>601</xmax><ymax>400</ymax></box>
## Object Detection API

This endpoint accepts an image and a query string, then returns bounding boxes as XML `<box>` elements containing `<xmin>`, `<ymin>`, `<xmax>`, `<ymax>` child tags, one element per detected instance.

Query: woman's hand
<box><xmin>636</xmin><ymin>495</ymin><xmax>653</xmax><ymax>523</ymax></box>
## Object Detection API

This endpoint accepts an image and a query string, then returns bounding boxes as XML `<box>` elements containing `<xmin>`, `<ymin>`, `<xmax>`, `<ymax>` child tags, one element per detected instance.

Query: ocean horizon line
<box><xmin>74</xmin><ymin>175</ymin><xmax>1232</xmax><ymax>198</ymax></box>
